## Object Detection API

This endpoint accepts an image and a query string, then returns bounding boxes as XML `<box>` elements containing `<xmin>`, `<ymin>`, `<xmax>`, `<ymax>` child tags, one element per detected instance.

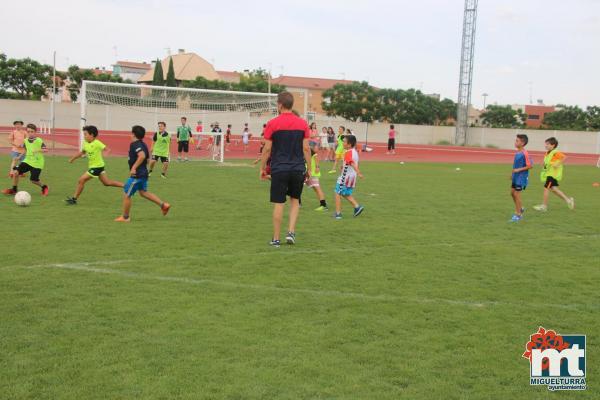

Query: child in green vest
<box><xmin>534</xmin><ymin>137</ymin><xmax>575</xmax><ymax>212</ymax></box>
<box><xmin>149</xmin><ymin>121</ymin><xmax>171</xmax><ymax>178</ymax></box>
<box><xmin>2</xmin><ymin>123</ymin><xmax>49</xmax><ymax>196</ymax></box>
<box><xmin>305</xmin><ymin>142</ymin><xmax>328</xmax><ymax>211</ymax></box>
<box><xmin>65</xmin><ymin>125</ymin><xmax>123</xmax><ymax>205</ymax></box>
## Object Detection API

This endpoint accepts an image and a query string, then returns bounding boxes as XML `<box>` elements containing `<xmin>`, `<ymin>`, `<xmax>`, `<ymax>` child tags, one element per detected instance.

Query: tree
<box><xmin>543</xmin><ymin>105</ymin><xmax>586</xmax><ymax>131</ymax></box>
<box><xmin>322</xmin><ymin>81</ymin><xmax>378</xmax><ymax>122</ymax></box>
<box><xmin>151</xmin><ymin>58</ymin><xmax>164</xmax><ymax>86</ymax></box>
<box><xmin>66</xmin><ymin>65</ymin><xmax>127</xmax><ymax>102</ymax></box>
<box><xmin>586</xmin><ymin>106</ymin><xmax>600</xmax><ymax>130</ymax></box>
<box><xmin>0</xmin><ymin>53</ymin><xmax>55</xmax><ymax>99</ymax></box>
<box><xmin>165</xmin><ymin>57</ymin><xmax>176</xmax><ymax>87</ymax></box>
<box><xmin>182</xmin><ymin>69</ymin><xmax>285</xmax><ymax>94</ymax></box>
<box><xmin>480</xmin><ymin>105</ymin><xmax>526</xmax><ymax>128</ymax></box>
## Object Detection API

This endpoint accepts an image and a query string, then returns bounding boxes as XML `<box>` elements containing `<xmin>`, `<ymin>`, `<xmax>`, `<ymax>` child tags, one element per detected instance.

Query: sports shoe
<box><xmin>286</xmin><ymin>232</ymin><xmax>296</xmax><ymax>245</ymax></box>
<box><xmin>65</xmin><ymin>197</ymin><xmax>77</xmax><ymax>205</ymax></box>
<box><xmin>334</xmin><ymin>212</ymin><xmax>343</xmax><ymax>220</ymax></box>
<box><xmin>567</xmin><ymin>197</ymin><xmax>575</xmax><ymax>210</ymax></box>
<box><xmin>114</xmin><ymin>216</ymin><xmax>131</xmax><ymax>222</ymax></box>
<box><xmin>148</xmin><ymin>171</ymin><xmax>153</xmax><ymax>177</ymax></box>
<box><xmin>509</xmin><ymin>214</ymin><xmax>522</xmax><ymax>223</ymax></box>
<box><xmin>2</xmin><ymin>188</ymin><xmax>16</xmax><ymax>195</ymax></box>
<box><xmin>41</xmin><ymin>186</ymin><xmax>49</xmax><ymax>196</ymax></box>
<box><xmin>328</xmin><ymin>170</ymin><xmax>337</xmax><ymax>174</ymax></box>
<box><xmin>161</xmin><ymin>202</ymin><xmax>171</xmax><ymax>216</ymax></box>
<box><xmin>314</xmin><ymin>205</ymin><xmax>328</xmax><ymax>212</ymax></box>
<box><xmin>520</xmin><ymin>207</ymin><xmax>526</xmax><ymax>214</ymax></box>
<box><xmin>533</xmin><ymin>204</ymin><xmax>547</xmax><ymax>212</ymax></box>
<box><xmin>161</xmin><ymin>173</ymin><xmax>167</xmax><ymax>179</ymax></box>
<box><xmin>269</xmin><ymin>239</ymin><xmax>281</xmax><ymax>248</ymax></box>
<box><xmin>353</xmin><ymin>205</ymin><xmax>365</xmax><ymax>217</ymax></box>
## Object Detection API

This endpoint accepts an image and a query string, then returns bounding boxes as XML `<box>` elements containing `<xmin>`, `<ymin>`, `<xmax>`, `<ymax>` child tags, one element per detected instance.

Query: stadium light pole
<box><xmin>51</xmin><ymin>51</ymin><xmax>56</xmax><ymax>136</ymax></box>
<box><xmin>482</xmin><ymin>93</ymin><xmax>488</xmax><ymax>109</ymax></box>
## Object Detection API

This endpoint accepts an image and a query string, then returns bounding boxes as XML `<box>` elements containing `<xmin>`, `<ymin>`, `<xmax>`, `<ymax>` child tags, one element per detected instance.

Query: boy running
<box><xmin>66</xmin><ymin>125</ymin><xmax>123</xmax><ymax>205</ymax></box>
<box><xmin>115</xmin><ymin>125</ymin><xmax>171</xmax><ymax>222</ymax></box>
<box><xmin>2</xmin><ymin>124</ymin><xmax>49</xmax><ymax>196</ymax></box>
<box><xmin>8</xmin><ymin>120</ymin><xmax>26</xmax><ymax>177</ymax></box>
<box><xmin>176</xmin><ymin>117</ymin><xmax>192</xmax><ymax>161</ymax></box>
<box><xmin>306</xmin><ymin>142</ymin><xmax>328</xmax><ymax>211</ymax></box>
<box><xmin>509</xmin><ymin>134</ymin><xmax>533</xmax><ymax>222</ymax></box>
<box><xmin>533</xmin><ymin>137</ymin><xmax>575</xmax><ymax>211</ymax></box>
<box><xmin>149</xmin><ymin>121</ymin><xmax>171</xmax><ymax>178</ymax></box>
<box><xmin>328</xmin><ymin>125</ymin><xmax>346</xmax><ymax>173</ymax></box>
<box><xmin>334</xmin><ymin>134</ymin><xmax>364</xmax><ymax>219</ymax></box>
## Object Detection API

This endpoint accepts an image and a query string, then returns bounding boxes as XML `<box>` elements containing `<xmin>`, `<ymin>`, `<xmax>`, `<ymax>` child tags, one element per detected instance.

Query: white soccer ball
<box><xmin>14</xmin><ymin>191</ymin><xmax>31</xmax><ymax>207</ymax></box>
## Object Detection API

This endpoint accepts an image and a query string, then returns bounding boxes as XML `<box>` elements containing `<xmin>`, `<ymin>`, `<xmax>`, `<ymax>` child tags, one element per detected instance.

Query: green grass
<box><xmin>1</xmin><ymin>156</ymin><xmax>599</xmax><ymax>399</ymax></box>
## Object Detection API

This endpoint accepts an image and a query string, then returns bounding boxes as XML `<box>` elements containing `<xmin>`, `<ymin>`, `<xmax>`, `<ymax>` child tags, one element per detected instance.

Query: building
<box><xmin>216</xmin><ymin>70</ymin><xmax>242</xmax><ymax>84</ymax></box>
<box><xmin>524</xmin><ymin>103</ymin><xmax>556</xmax><ymax>128</ymax></box>
<box><xmin>138</xmin><ymin>50</ymin><xmax>220</xmax><ymax>85</ymax></box>
<box><xmin>112</xmin><ymin>61</ymin><xmax>152</xmax><ymax>83</ymax></box>
<box><xmin>270</xmin><ymin>75</ymin><xmax>354</xmax><ymax>116</ymax></box>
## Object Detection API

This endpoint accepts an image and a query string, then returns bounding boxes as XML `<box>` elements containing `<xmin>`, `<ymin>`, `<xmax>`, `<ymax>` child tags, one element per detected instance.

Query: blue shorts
<box><xmin>11</xmin><ymin>151</ymin><xmax>25</xmax><ymax>161</ymax></box>
<box><xmin>124</xmin><ymin>177</ymin><xmax>148</xmax><ymax>197</ymax></box>
<box><xmin>335</xmin><ymin>183</ymin><xmax>354</xmax><ymax>196</ymax></box>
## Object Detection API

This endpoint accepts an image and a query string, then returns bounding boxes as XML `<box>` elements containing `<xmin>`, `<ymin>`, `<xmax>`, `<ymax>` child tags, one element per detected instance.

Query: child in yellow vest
<box><xmin>533</xmin><ymin>137</ymin><xmax>575</xmax><ymax>212</ymax></box>
<box><xmin>305</xmin><ymin>143</ymin><xmax>328</xmax><ymax>211</ymax></box>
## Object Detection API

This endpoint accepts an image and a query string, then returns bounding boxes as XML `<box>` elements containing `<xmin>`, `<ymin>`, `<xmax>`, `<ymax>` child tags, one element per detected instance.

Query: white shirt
<box><xmin>337</xmin><ymin>148</ymin><xmax>359</xmax><ymax>188</ymax></box>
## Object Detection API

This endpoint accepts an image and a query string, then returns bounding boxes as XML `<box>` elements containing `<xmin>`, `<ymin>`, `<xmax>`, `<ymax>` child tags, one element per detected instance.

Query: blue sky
<box><xmin>4</xmin><ymin>0</ymin><xmax>600</xmax><ymax>108</ymax></box>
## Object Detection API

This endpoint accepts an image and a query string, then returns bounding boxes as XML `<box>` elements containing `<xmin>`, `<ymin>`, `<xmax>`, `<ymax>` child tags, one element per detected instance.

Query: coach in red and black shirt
<box><xmin>260</xmin><ymin>92</ymin><xmax>311</xmax><ymax>247</ymax></box>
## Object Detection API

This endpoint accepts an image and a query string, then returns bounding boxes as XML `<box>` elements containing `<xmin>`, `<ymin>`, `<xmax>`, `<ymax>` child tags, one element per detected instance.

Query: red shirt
<box><xmin>264</xmin><ymin>112</ymin><xmax>310</xmax><ymax>174</ymax></box>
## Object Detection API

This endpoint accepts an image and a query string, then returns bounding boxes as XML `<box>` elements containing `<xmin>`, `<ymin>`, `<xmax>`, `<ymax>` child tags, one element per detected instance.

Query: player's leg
<box><xmin>550</xmin><ymin>187</ymin><xmax>574</xmax><ymax>209</ymax></box>
<box><xmin>161</xmin><ymin>159</ymin><xmax>169</xmax><ymax>176</ymax></box>
<box><xmin>183</xmin><ymin>141</ymin><xmax>189</xmax><ymax>161</ymax></box>
<box><xmin>312</xmin><ymin>185</ymin><xmax>328</xmax><ymax>211</ymax></box>
<box><xmin>74</xmin><ymin>172</ymin><xmax>92</xmax><ymax>198</ymax></box>
<box><xmin>177</xmin><ymin>142</ymin><xmax>182</xmax><ymax>161</ymax></box>
<box><xmin>272</xmin><ymin>203</ymin><xmax>284</xmax><ymax>243</ymax></box>
<box><xmin>28</xmin><ymin>169</ymin><xmax>48</xmax><ymax>196</ymax></box>
<box><xmin>139</xmin><ymin>190</ymin><xmax>171</xmax><ymax>215</ymax></box>
<box><xmin>149</xmin><ymin>158</ymin><xmax>157</xmax><ymax>174</ymax></box>
<box><xmin>99</xmin><ymin>172</ymin><xmax>124</xmax><ymax>188</ymax></box>
<box><xmin>285</xmin><ymin>171</ymin><xmax>305</xmax><ymax>244</ymax></box>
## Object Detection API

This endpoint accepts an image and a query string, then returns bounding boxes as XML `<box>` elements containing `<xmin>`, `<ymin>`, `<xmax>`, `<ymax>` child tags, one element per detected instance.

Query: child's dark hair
<box><xmin>344</xmin><ymin>134</ymin><xmax>357</xmax><ymax>148</ymax></box>
<box><xmin>181</xmin><ymin>116</ymin><xmax>187</xmax><ymax>120</ymax></box>
<box><xmin>158</xmin><ymin>121</ymin><xmax>166</xmax><ymax>127</ymax></box>
<box><xmin>132</xmin><ymin>125</ymin><xmax>146</xmax><ymax>139</ymax></box>
<box><xmin>26</xmin><ymin>123</ymin><xmax>37</xmax><ymax>131</ymax></box>
<box><xmin>516</xmin><ymin>134</ymin><xmax>528</xmax><ymax>146</ymax></box>
<box><xmin>545</xmin><ymin>137</ymin><xmax>558</xmax><ymax>148</ymax></box>
<box><xmin>228</xmin><ymin>124</ymin><xmax>232</xmax><ymax>128</ymax></box>
<box><xmin>83</xmin><ymin>125</ymin><xmax>99</xmax><ymax>137</ymax></box>
<box><xmin>13</xmin><ymin>120</ymin><xmax>23</xmax><ymax>125</ymax></box>
<box><xmin>339</xmin><ymin>125</ymin><xmax>345</xmax><ymax>131</ymax></box>
<box><xmin>390</xmin><ymin>124</ymin><xmax>395</xmax><ymax>129</ymax></box>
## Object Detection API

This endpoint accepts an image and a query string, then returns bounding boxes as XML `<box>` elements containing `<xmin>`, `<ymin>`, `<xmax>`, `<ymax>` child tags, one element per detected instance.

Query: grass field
<box><xmin>1</xmin><ymin>156</ymin><xmax>599</xmax><ymax>399</ymax></box>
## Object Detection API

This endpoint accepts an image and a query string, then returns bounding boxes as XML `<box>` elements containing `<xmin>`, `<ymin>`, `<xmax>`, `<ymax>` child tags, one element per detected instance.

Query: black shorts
<box><xmin>388</xmin><ymin>138</ymin><xmax>396</xmax><ymax>150</ymax></box>
<box><xmin>17</xmin><ymin>162</ymin><xmax>42</xmax><ymax>181</ymax></box>
<box><xmin>544</xmin><ymin>177</ymin><xmax>559</xmax><ymax>188</ymax></box>
<box><xmin>511</xmin><ymin>183</ymin><xmax>527</xmax><ymax>192</ymax></box>
<box><xmin>270</xmin><ymin>171</ymin><xmax>305</xmax><ymax>203</ymax></box>
<box><xmin>152</xmin><ymin>155</ymin><xmax>169</xmax><ymax>163</ymax></box>
<box><xmin>178</xmin><ymin>141</ymin><xmax>189</xmax><ymax>152</ymax></box>
<box><xmin>87</xmin><ymin>167</ymin><xmax>105</xmax><ymax>177</ymax></box>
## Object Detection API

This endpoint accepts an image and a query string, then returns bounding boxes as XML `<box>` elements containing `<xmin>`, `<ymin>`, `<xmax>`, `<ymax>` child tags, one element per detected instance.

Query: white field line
<box><xmin>17</xmin><ymin>261</ymin><xmax>599</xmax><ymax>312</ymax></box>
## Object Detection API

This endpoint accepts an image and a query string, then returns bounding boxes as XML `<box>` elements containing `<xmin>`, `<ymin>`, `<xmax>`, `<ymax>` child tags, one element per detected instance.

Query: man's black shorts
<box><xmin>544</xmin><ymin>177</ymin><xmax>559</xmax><ymax>188</ymax></box>
<box><xmin>270</xmin><ymin>171</ymin><xmax>305</xmax><ymax>203</ymax></box>
<box><xmin>152</xmin><ymin>155</ymin><xmax>169</xmax><ymax>163</ymax></box>
<box><xmin>178</xmin><ymin>141</ymin><xmax>189</xmax><ymax>152</ymax></box>
<box><xmin>17</xmin><ymin>162</ymin><xmax>42</xmax><ymax>181</ymax></box>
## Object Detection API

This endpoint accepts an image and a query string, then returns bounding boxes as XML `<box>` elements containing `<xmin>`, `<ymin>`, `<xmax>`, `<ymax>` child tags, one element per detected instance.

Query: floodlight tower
<box><xmin>455</xmin><ymin>0</ymin><xmax>479</xmax><ymax>145</ymax></box>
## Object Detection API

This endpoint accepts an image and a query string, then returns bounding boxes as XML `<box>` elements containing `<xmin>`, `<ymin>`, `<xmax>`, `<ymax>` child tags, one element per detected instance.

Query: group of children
<box><xmin>510</xmin><ymin>134</ymin><xmax>575</xmax><ymax>222</ymax></box>
<box><xmin>3</xmin><ymin>120</ymin><xmax>170</xmax><ymax>222</ymax></box>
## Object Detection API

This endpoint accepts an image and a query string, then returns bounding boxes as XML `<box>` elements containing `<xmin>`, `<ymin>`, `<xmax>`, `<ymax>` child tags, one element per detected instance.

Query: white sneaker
<box><xmin>567</xmin><ymin>197</ymin><xmax>575</xmax><ymax>210</ymax></box>
<box><xmin>533</xmin><ymin>204</ymin><xmax>547</xmax><ymax>212</ymax></box>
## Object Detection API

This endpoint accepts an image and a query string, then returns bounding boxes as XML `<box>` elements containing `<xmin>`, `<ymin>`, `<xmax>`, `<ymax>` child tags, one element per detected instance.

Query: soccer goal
<box><xmin>79</xmin><ymin>81</ymin><xmax>277</xmax><ymax>162</ymax></box>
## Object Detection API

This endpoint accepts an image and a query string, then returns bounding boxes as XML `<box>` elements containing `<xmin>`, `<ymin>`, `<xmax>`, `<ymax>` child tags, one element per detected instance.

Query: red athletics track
<box><xmin>1</xmin><ymin>127</ymin><xmax>597</xmax><ymax>165</ymax></box>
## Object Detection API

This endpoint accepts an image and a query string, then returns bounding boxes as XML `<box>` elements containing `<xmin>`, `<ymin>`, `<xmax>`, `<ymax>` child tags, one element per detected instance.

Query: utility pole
<box><xmin>455</xmin><ymin>0</ymin><xmax>479</xmax><ymax>146</ymax></box>
<box><xmin>51</xmin><ymin>50</ymin><xmax>56</xmax><ymax>151</ymax></box>
<box><xmin>268</xmin><ymin>62</ymin><xmax>272</xmax><ymax>94</ymax></box>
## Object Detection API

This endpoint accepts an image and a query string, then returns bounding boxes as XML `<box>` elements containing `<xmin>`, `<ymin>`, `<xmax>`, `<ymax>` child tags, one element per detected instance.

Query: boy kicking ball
<box><xmin>2</xmin><ymin>123</ymin><xmax>49</xmax><ymax>196</ymax></box>
<box><xmin>66</xmin><ymin>125</ymin><xmax>123</xmax><ymax>205</ymax></box>
<box><xmin>509</xmin><ymin>134</ymin><xmax>533</xmax><ymax>222</ymax></box>
<box><xmin>115</xmin><ymin>125</ymin><xmax>171</xmax><ymax>222</ymax></box>
<box><xmin>334</xmin><ymin>134</ymin><xmax>364</xmax><ymax>219</ymax></box>
<box><xmin>533</xmin><ymin>137</ymin><xmax>575</xmax><ymax>212</ymax></box>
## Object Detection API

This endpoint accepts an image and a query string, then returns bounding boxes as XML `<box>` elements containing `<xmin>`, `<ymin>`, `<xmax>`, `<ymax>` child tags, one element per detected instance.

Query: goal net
<box><xmin>79</xmin><ymin>81</ymin><xmax>277</xmax><ymax>162</ymax></box>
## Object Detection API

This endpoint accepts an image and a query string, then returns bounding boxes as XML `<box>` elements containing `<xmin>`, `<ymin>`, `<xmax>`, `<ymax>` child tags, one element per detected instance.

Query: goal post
<box><xmin>79</xmin><ymin>81</ymin><xmax>277</xmax><ymax>162</ymax></box>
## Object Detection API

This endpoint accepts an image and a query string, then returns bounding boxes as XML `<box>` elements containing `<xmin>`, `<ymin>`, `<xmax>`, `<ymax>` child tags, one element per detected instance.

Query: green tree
<box><xmin>66</xmin><ymin>65</ymin><xmax>127</xmax><ymax>102</ymax></box>
<box><xmin>152</xmin><ymin>58</ymin><xmax>164</xmax><ymax>86</ymax></box>
<box><xmin>543</xmin><ymin>105</ymin><xmax>586</xmax><ymax>131</ymax></box>
<box><xmin>480</xmin><ymin>105</ymin><xmax>526</xmax><ymax>128</ymax></box>
<box><xmin>0</xmin><ymin>53</ymin><xmax>55</xmax><ymax>99</ymax></box>
<box><xmin>182</xmin><ymin>69</ymin><xmax>285</xmax><ymax>94</ymax></box>
<box><xmin>586</xmin><ymin>106</ymin><xmax>600</xmax><ymax>130</ymax></box>
<box><xmin>322</xmin><ymin>81</ymin><xmax>378</xmax><ymax>122</ymax></box>
<box><xmin>165</xmin><ymin>57</ymin><xmax>176</xmax><ymax>87</ymax></box>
